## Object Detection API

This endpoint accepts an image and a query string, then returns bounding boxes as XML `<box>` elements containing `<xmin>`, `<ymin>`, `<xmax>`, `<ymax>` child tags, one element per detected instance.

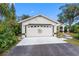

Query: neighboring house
<box><xmin>18</xmin><ymin>14</ymin><xmax>63</xmax><ymax>37</ymax></box>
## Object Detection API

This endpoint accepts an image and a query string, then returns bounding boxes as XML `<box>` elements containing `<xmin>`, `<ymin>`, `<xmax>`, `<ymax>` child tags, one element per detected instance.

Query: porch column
<box><xmin>62</xmin><ymin>25</ymin><xmax>65</xmax><ymax>33</ymax></box>
<box><xmin>58</xmin><ymin>26</ymin><xmax>60</xmax><ymax>32</ymax></box>
<box><xmin>22</xmin><ymin>25</ymin><xmax>26</xmax><ymax>38</ymax></box>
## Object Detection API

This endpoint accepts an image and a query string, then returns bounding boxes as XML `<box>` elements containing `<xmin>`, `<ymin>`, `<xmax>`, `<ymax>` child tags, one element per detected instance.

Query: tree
<box><xmin>18</xmin><ymin>14</ymin><xmax>30</xmax><ymax>21</ymax></box>
<box><xmin>58</xmin><ymin>4</ymin><xmax>79</xmax><ymax>32</ymax></box>
<box><xmin>0</xmin><ymin>3</ymin><xmax>10</xmax><ymax>20</ymax></box>
<box><xmin>10</xmin><ymin>3</ymin><xmax>16</xmax><ymax>20</ymax></box>
<box><xmin>71</xmin><ymin>22</ymin><xmax>79</xmax><ymax>33</ymax></box>
<box><xmin>0</xmin><ymin>3</ymin><xmax>19</xmax><ymax>53</ymax></box>
<box><xmin>57</xmin><ymin>13</ymin><xmax>67</xmax><ymax>24</ymax></box>
<box><xmin>0</xmin><ymin>3</ymin><xmax>16</xmax><ymax>21</ymax></box>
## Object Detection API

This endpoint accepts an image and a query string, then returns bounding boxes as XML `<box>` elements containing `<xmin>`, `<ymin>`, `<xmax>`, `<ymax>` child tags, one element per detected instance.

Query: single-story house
<box><xmin>18</xmin><ymin>14</ymin><xmax>64</xmax><ymax>38</ymax></box>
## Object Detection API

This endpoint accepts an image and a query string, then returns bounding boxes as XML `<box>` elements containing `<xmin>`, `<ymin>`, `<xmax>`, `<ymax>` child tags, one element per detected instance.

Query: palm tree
<box><xmin>0</xmin><ymin>3</ymin><xmax>10</xmax><ymax>20</ymax></box>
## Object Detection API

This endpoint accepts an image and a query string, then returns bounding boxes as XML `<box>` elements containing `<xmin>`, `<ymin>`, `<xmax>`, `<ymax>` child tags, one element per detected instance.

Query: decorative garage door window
<box><xmin>28</xmin><ymin>25</ymin><xmax>52</xmax><ymax>28</ymax></box>
<box><xmin>38</xmin><ymin>29</ymin><xmax>42</xmax><ymax>33</ymax></box>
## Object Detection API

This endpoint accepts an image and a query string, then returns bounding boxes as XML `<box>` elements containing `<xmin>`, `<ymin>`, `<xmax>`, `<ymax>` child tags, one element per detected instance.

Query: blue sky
<box><xmin>15</xmin><ymin>3</ymin><xmax>65</xmax><ymax>20</ymax></box>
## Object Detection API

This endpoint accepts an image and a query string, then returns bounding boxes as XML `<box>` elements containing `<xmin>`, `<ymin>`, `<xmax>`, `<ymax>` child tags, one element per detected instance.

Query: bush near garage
<box><xmin>0</xmin><ymin>21</ymin><xmax>18</xmax><ymax>54</ymax></box>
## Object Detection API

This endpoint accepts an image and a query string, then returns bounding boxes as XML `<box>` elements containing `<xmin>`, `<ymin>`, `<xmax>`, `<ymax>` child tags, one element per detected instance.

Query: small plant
<box><xmin>57</xmin><ymin>32</ymin><xmax>64</xmax><ymax>38</ymax></box>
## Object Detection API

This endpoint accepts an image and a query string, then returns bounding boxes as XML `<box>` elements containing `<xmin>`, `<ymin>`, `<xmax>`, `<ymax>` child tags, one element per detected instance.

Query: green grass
<box><xmin>65</xmin><ymin>39</ymin><xmax>79</xmax><ymax>46</ymax></box>
<box><xmin>66</xmin><ymin>32</ymin><xmax>79</xmax><ymax>39</ymax></box>
<box><xmin>65</xmin><ymin>32</ymin><xmax>79</xmax><ymax>46</ymax></box>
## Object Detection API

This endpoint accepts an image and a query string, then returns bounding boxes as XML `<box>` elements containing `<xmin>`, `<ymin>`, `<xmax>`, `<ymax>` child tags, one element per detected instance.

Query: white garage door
<box><xmin>26</xmin><ymin>24</ymin><xmax>53</xmax><ymax>37</ymax></box>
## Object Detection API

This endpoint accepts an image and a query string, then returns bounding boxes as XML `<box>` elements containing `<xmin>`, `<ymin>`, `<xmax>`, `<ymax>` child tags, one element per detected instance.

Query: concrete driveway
<box><xmin>17</xmin><ymin>37</ymin><xmax>67</xmax><ymax>46</ymax></box>
<box><xmin>5</xmin><ymin>37</ymin><xmax>79</xmax><ymax>56</ymax></box>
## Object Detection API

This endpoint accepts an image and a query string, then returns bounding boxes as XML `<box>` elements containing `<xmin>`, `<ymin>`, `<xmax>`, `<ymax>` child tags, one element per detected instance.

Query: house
<box><xmin>18</xmin><ymin>14</ymin><xmax>63</xmax><ymax>38</ymax></box>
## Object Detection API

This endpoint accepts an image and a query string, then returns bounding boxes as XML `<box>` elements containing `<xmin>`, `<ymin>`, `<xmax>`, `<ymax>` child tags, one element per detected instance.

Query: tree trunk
<box><xmin>68</xmin><ymin>19</ymin><xmax>72</xmax><ymax>32</ymax></box>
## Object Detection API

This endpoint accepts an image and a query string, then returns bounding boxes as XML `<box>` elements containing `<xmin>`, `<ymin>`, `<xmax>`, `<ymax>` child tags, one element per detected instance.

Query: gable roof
<box><xmin>18</xmin><ymin>14</ymin><xmax>60</xmax><ymax>24</ymax></box>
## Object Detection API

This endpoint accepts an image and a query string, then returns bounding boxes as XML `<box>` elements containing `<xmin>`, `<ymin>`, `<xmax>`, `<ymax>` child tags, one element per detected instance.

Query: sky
<box><xmin>15</xmin><ymin>3</ymin><xmax>65</xmax><ymax>21</ymax></box>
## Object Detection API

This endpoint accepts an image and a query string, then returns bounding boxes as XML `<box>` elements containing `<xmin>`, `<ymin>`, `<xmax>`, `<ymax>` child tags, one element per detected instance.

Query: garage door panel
<box><xmin>26</xmin><ymin>25</ymin><xmax>53</xmax><ymax>37</ymax></box>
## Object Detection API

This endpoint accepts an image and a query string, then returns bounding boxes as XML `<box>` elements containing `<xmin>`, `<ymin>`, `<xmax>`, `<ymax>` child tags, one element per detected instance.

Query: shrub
<box><xmin>12</xmin><ymin>23</ymin><xmax>21</xmax><ymax>36</ymax></box>
<box><xmin>64</xmin><ymin>26</ymin><xmax>68</xmax><ymax>32</ymax></box>
<box><xmin>71</xmin><ymin>24</ymin><xmax>79</xmax><ymax>33</ymax></box>
<box><xmin>0</xmin><ymin>22</ymin><xmax>18</xmax><ymax>53</ymax></box>
<box><xmin>6</xmin><ymin>20</ymin><xmax>21</xmax><ymax>36</ymax></box>
<box><xmin>0</xmin><ymin>31</ymin><xmax>18</xmax><ymax>53</ymax></box>
<box><xmin>64</xmin><ymin>25</ymin><xmax>69</xmax><ymax>32</ymax></box>
<box><xmin>73</xmin><ymin>33</ymin><xmax>79</xmax><ymax>39</ymax></box>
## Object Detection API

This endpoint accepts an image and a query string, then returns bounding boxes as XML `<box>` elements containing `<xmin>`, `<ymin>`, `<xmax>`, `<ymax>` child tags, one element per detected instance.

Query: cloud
<box><xmin>31</xmin><ymin>11</ymin><xmax>34</xmax><ymax>13</ymax></box>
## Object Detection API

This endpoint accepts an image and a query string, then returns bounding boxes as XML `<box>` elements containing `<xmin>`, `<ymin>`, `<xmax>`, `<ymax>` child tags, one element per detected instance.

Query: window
<box><xmin>31</xmin><ymin>26</ymin><xmax>33</xmax><ymax>27</ymax></box>
<box><xmin>38</xmin><ymin>26</ymin><xmax>39</xmax><ymax>27</ymax></box>
<box><xmin>34</xmin><ymin>26</ymin><xmax>36</xmax><ymax>27</ymax></box>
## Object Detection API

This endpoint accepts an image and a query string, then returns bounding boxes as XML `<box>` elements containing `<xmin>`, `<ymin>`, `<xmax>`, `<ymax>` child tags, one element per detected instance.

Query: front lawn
<box><xmin>65</xmin><ymin>39</ymin><xmax>79</xmax><ymax>46</ymax></box>
<box><xmin>66</xmin><ymin>32</ymin><xmax>79</xmax><ymax>39</ymax></box>
<box><xmin>64</xmin><ymin>32</ymin><xmax>79</xmax><ymax>46</ymax></box>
